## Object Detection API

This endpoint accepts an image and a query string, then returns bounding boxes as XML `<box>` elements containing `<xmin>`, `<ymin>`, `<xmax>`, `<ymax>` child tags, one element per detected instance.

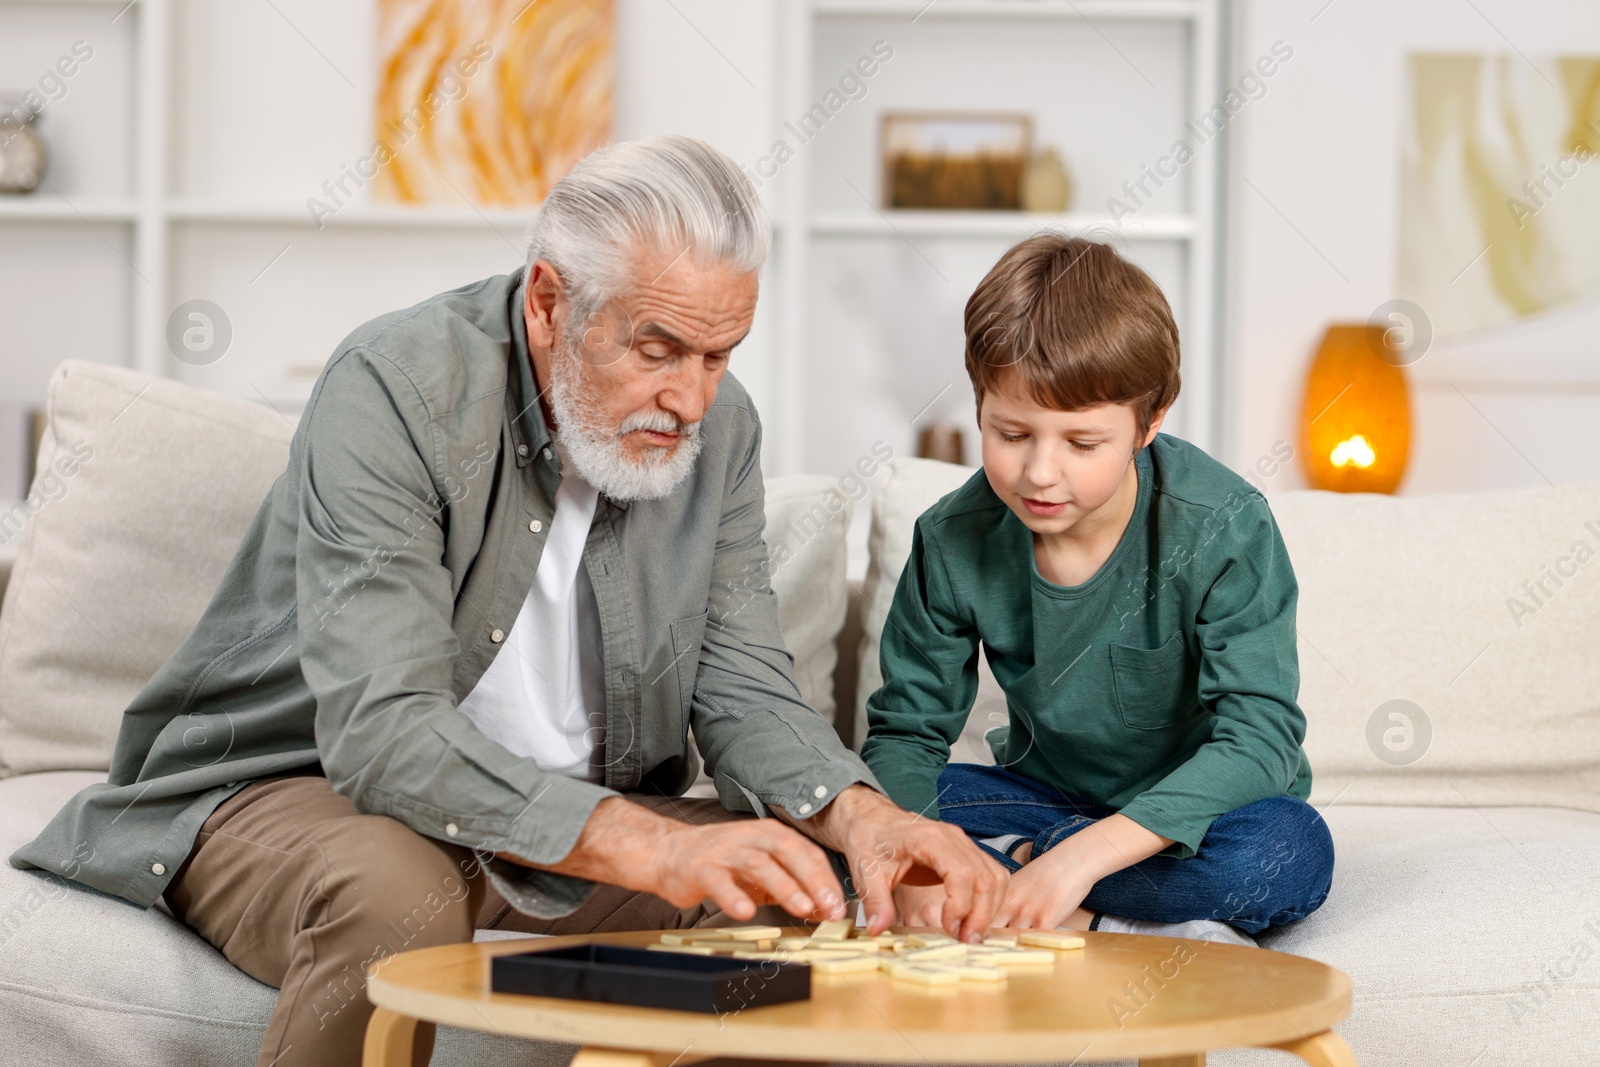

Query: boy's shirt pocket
<box><xmin>1109</xmin><ymin>631</ymin><xmax>1200</xmax><ymax>731</ymax></box>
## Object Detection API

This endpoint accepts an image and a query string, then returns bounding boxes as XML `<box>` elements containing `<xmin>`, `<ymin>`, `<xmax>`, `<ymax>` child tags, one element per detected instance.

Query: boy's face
<box><xmin>979</xmin><ymin>380</ymin><xmax>1165</xmax><ymax>539</ymax></box>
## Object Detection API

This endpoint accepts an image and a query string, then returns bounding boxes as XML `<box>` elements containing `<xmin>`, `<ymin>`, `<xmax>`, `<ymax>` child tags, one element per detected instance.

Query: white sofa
<box><xmin>2</xmin><ymin>360</ymin><xmax>1597</xmax><ymax>1066</ymax></box>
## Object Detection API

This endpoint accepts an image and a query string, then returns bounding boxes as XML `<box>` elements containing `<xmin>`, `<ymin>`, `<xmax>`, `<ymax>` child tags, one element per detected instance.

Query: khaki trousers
<box><xmin>163</xmin><ymin>772</ymin><xmax>781</xmax><ymax>1067</ymax></box>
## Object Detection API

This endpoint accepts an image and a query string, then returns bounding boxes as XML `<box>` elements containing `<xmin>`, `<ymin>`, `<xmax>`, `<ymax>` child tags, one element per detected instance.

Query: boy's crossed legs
<box><xmin>936</xmin><ymin>762</ymin><xmax>1334</xmax><ymax>934</ymax></box>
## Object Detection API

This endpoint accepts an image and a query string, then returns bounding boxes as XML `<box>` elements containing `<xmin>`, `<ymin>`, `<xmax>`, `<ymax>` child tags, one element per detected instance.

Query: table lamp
<box><xmin>1297</xmin><ymin>324</ymin><xmax>1411</xmax><ymax>494</ymax></box>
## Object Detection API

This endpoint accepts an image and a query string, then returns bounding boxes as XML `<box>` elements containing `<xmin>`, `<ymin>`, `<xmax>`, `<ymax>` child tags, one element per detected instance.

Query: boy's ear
<box><xmin>1141</xmin><ymin>404</ymin><xmax>1172</xmax><ymax>448</ymax></box>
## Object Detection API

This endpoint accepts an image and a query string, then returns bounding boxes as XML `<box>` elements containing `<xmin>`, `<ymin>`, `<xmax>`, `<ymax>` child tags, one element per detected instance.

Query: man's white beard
<box><xmin>544</xmin><ymin>334</ymin><xmax>704</xmax><ymax>502</ymax></box>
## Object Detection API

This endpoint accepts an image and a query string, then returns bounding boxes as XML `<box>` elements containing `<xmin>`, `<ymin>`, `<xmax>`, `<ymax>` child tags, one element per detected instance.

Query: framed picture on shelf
<box><xmin>880</xmin><ymin>111</ymin><xmax>1033</xmax><ymax>211</ymax></box>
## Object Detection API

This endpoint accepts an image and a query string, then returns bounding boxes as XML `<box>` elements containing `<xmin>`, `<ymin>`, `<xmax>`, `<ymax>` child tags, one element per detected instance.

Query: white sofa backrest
<box><xmin>856</xmin><ymin>456</ymin><xmax>1600</xmax><ymax>815</ymax></box>
<box><xmin>0</xmin><ymin>360</ymin><xmax>852</xmax><ymax>777</ymax></box>
<box><xmin>1271</xmin><ymin>481</ymin><xmax>1600</xmax><ymax>811</ymax></box>
<box><xmin>853</xmin><ymin>459</ymin><xmax>1003</xmax><ymax>765</ymax></box>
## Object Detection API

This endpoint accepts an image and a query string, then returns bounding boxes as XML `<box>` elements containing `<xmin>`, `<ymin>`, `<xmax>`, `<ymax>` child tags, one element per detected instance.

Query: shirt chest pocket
<box><xmin>668</xmin><ymin>611</ymin><xmax>709</xmax><ymax>714</ymax></box>
<box><xmin>1109</xmin><ymin>631</ymin><xmax>1198</xmax><ymax>731</ymax></box>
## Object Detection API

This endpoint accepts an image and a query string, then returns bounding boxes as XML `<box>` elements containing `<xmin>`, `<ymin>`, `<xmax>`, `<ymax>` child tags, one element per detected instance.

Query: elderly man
<box><xmin>10</xmin><ymin>135</ymin><xmax>1006</xmax><ymax>1067</ymax></box>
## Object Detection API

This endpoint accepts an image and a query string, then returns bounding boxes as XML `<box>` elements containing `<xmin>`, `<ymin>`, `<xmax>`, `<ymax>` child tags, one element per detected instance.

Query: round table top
<box><xmin>366</xmin><ymin>927</ymin><xmax>1351</xmax><ymax>1063</ymax></box>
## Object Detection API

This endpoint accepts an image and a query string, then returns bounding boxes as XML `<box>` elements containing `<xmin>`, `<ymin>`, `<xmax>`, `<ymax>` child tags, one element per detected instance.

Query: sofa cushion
<box><xmin>0</xmin><ymin>770</ymin><xmax>277</xmax><ymax>1066</ymax></box>
<box><xmin>1269</xmin><ymin>482</ymin><xmax>1600</xmax><ymax>813</ymax></box>
<box><xmin>680</xmin><ymin>474</ymin><xmax>853</xmax><ymax>795</ymax></box>
<box><xmin>762</xmin><ymin>474</ymin><xmax>852</xmax><ymax>728</ymax></box>
<box><xmin>853</xmin><ymin>458</ymin><xmax>996</xmax><ymax>759</ymax></box>
<box><xmin>6</xmin><ymin>770</ymin><xmax>1593</xmax><ymax>1066</ymax></box>
<box><xmin>0</xmin><ymin>362</ymin><xmax>296</xmax><ymax>777</ymax></box>
<box><xmin>857</xmin><ymin>457</ymin><xmax>1600</xmax><ymax>817</ymax></box>
<box><xmin>0</xmin><ymin>770</ymin><xmax>579</xmax><ymax>1067</ymax></box>
<box><xmin>1256</xmin><ymin>803</ymin><xmax>1600</xmax><ymax>1064</ymax></box>
<box><xmin>0</xmin><ymin>362</ymin><xmax>853</xmax><ymax>780</ymax></box>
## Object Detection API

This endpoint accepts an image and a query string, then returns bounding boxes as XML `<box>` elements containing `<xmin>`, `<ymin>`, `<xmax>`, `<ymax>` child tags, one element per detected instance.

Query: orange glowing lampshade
<box><xmin>1298</xmin><ymin>324</ymin><xmax>1411</xmax><ymax>494</ymax></box>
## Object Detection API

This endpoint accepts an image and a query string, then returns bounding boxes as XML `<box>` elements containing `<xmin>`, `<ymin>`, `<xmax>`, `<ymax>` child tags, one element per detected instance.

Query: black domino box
<box><xmin>490</xmin><ymin>944</ymin><xmax>812</xmax><ymax>1014</ymax></box>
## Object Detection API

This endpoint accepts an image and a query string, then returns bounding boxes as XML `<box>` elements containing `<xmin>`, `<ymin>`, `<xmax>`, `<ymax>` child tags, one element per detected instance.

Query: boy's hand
<box><xmin>992</xmin><ymin>846</ymin><xmax>1094</xmax><ymax>929</ymax></box>
<box><xmin>892</xmin><ymin>880</ymin><xmax>953</xmax><ymax>928</ymax></box>
<box><xmin>991</xmin><ymin>814</ymin><xmax>1174</xmax><ymax>928</ymax></box>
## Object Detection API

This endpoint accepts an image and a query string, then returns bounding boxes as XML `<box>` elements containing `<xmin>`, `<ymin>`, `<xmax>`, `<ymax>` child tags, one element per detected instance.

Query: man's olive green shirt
<box><xmin>10</xmin><ymin>269</ymin><xmax>879</xmax><ymax>917</ymax></box>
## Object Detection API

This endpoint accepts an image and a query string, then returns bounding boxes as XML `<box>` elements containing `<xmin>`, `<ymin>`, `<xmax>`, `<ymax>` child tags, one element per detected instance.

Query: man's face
<box><xmin>979</xmin><ymin>379</ymin><xmax>1163</xmax><ymax>538</ymax></box>
<box><xmin>527</xmin><ymin>247</ymin><xmax>757</xmax><ymax>467</ymax></box>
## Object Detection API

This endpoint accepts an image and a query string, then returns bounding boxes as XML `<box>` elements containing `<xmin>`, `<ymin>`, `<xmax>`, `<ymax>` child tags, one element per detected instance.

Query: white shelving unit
<box><xmin>0</xmin><ymin>0</ymin><xmax>544</xmax><ymax>420</ymax></box>
<box><xmin>810</xmin><ymin>209</ymin><xmax>1198</xmax><ymax>240</ymax></box>
<box><xmin>1</xmin><ymin>0</ymin><xmax>1226</xmax><ymax>490</ymax></box>
<box><xmin>770</xmin><ymin>0</ymin><xmax>1226</xmax><ymax>472</ymax></box>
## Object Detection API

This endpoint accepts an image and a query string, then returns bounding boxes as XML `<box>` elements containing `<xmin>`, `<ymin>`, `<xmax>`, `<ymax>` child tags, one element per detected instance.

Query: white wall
<box><xmin>10</xmin><ymin>0</ymin><xmax>1597</xmax><ymax>504</ymax></box>
<box><xmin>1224</xmin><ymin>0</ymin><xmax>1600</xmax><ymax>494</ymax></box>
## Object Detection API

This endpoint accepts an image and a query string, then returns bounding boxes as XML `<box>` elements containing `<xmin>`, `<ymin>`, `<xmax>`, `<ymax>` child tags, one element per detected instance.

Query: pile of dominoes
<box><xmin>648</xmin><ymin>920</ymin><xmax>1085</xmax><ymax>986</ymax></box>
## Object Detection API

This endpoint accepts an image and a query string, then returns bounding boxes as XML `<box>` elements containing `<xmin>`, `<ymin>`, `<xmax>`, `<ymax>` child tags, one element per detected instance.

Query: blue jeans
<box><xmin>935</xmin><ymin>763</ymin><xmax>1334</xmax><ymax>933</ymax></box>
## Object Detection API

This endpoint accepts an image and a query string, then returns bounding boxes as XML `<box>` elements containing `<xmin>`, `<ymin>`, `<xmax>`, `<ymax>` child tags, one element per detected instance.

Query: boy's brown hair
<box><xmin>963</xmin><ymin>233</ymin><xmax>1181</xmax><ymax>439</ymax></box>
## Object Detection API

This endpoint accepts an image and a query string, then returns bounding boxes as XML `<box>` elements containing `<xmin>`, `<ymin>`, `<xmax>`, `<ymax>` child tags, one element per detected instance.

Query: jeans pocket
<box><xmin>1109</xmin><ymin>631</ymin><xmax>1196</xmax><ymax>730</ymax></box>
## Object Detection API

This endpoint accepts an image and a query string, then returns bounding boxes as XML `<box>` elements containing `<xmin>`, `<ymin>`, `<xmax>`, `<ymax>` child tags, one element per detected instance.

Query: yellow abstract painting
<box><xmin>1399</xmin><ymin>53</ymin><xmax>1600</xmax><ymax>339</ymax></box>
<box><xmin>374</xmin><ymin>0</ymin><xmax>613</xmax><ymax>205</ymax></box>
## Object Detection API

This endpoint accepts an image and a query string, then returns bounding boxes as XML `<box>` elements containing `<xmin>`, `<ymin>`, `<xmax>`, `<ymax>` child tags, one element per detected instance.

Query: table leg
<box><xmin>1138</xmin><ymin>1056</ymin><xmax>1204</xmax><ymax>1066</ymax></box>
<box><xmin>362</xmin><ymin>1007</ymin><xmax>427</xmax><ymax>1067</ymax></box>
<box><xmin>1271</xmin><ymin>1030</ymin><xmax>1358</xmax><ymax>1066</ymax></box>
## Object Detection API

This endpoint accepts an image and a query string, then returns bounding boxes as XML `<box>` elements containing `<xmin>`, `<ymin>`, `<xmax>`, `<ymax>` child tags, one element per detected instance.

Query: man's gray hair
<box><xmin>523</xmin><ymin>134</ymin><xmax>770</xmax><ymax>326</ymax></box>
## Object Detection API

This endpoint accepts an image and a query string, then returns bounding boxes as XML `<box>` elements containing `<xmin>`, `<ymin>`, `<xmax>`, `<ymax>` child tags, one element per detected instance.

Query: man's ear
<box><xmin>524</xmin><ymin>260</ymin><xmax>564</xmax><ymax>349</ymax></box>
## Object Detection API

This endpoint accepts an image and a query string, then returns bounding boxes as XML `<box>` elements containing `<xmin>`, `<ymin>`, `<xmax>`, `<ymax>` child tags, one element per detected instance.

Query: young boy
<box><xmin>861</xmin><ymin>234</ymin><xmax>1333</xmax><ymax>942</ymax></box>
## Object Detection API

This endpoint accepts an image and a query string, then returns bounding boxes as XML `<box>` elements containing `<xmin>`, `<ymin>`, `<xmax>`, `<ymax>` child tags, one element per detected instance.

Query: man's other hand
<box><xmin>502</xmin><ymin>795</ymin><xmax>847</xmax><ymax>924</ymax></box>
<box><xmin>651</xmin><ymin>817</ymin><xmax>848</xmax><ymax>923</ymax></box>
<box><xmin>795</xmin><ymin>785</ymin><xmax>1009</xmax><ymax>943</ymax></box>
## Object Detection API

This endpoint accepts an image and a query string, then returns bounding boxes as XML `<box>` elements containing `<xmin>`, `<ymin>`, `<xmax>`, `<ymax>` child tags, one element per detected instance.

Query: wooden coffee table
<box><xmin>363</xmin><ymin>928</ymin><xmax>1356</xmax><ymax>1066</ymax></box>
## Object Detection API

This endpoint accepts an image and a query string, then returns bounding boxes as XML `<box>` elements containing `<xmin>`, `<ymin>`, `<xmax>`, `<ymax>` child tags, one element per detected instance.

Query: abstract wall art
<box><xmin>374</xmin><ymin>0</ymin><xmax>613</xmax><ymax>206</ymax></box>
<box><xmin>1398</xmin><ymin>53</ymin><xmax>1600</xmax><ymax>339</ymax></box>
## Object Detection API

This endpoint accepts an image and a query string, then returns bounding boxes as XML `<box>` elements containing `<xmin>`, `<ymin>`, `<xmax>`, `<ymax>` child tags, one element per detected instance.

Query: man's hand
<box><xmin>650</xmin><ymin>817</ymin><xmax>848</xmax><ymax>922</ymax></box>
<box><xmin>500</xmin><ymin>796</ymin><xmax>849</xmax><ymax>923</ymax></box>
<box><xmin>789</xmin><ymin>785</ymin><xmax>1009</xmax><ymax>942</ymax></box>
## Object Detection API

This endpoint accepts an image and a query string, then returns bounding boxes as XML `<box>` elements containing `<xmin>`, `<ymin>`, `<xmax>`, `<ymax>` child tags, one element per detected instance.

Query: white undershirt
<box><xmin>455</xmin><ymin>439</ymin><xmax>607</xmax><ymax>782</ymax></box>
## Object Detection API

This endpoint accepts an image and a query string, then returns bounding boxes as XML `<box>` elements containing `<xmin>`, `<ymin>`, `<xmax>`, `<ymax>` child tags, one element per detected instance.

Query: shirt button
<box><xmin>225</xmin><ymin>781</ymin><xmax>237</xmax><ymax>788</ymax></box>
<box><xmin>542</xmin><ymin>447</ymin><xmax>553</xmax><ymax>461</ymax></box>
<box><xmin>151</xmin><ymin>862</ymin><xmax>166</xmax><ymax>876</ymax></box>
<box><xmin>490</xmin><ymin>628</ymin><xmax>505</xmax><ymax>643</ymax></box>
<box><xmin>445</xmin><ymin>823</ymin><xmax>459</xmax><ymax>837</ymax></box>
<box><xmin>798</xmin><ymin>803</ymin><xmax>813</xmax><ymax>815</ymax></box>
<box><xmin>813</xmin><ymin>785</ymin><xmax>827</xmax><ymax>799</ymax></box>
<box><xmin>529</xmin><ymin>519</ymin><xmax>543</xmax><ymax>533</ymax></box>
<box><xmin>516</xmin><ymin>443</ymin><xmax>529</xmax><ymax>457</ymax></box>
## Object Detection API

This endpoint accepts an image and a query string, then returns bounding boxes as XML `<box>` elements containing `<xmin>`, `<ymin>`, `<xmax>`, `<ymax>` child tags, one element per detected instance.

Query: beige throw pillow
<box><xmin>0</xmin><ymin>361</ymin><xmax>296</xmax><ymax>776</ymax></box>
<box><xmin>854</xmin><ymin>458</ymin><xmax>1003</xmax><ymax>763</ymax></box>
<box><xmin>858</xmin><ymin>456</ymin><xmax>1600</xmax><ymax>814</ymax></box>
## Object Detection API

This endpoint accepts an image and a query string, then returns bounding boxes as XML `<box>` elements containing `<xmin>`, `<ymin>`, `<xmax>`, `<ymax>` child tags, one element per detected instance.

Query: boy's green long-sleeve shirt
<box><xmin>861</xmin><ymin>434</ymin><xmax>1312</xmax><ymax>858</ymax></box>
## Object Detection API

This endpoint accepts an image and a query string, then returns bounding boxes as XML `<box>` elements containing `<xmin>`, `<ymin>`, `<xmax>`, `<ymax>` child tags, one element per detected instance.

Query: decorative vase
<box><xmin>1020</xmin><ymin>148</ymin><xmax>1072</xmax><ymax>212</ymax></box>
<box><xmin>0</xmin><ymin>100</ymin><xmax>48</xmax><ymax>195</ymax></box>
